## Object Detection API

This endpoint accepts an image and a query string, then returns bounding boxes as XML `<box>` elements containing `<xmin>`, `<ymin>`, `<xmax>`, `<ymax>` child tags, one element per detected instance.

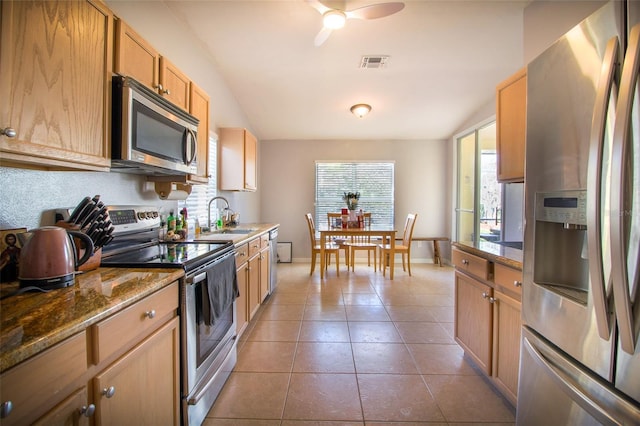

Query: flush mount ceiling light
<box><xmin>350</xmin><ymin>103</ymin><xmax>372</xmax><ymax>118</ymax></box>
<box><xmin>323</xmin><ymin>10</ymin><xmax>346</xmax><ymax>29</ymax></box>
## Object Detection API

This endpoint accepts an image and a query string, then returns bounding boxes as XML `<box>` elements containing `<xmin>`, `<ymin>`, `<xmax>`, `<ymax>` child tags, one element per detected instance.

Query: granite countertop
<box><xmin>453</xmin><ymin>240</ymin><xmax>523</xmax><ymax>270</ymax></box>
<box><xmin>0</xmin><ymin>267</ymin><xmax>184</xmax><ymax>373</ymax></box>
<box><xmin>190</xmin><ymin>223</ymin><xmax>279</xmax><ymax>244</ymax></box>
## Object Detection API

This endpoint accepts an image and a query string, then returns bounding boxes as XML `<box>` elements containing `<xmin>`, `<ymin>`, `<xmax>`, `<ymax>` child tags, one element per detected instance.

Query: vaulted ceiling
<box><xmin>165</xmin><ymin>0</ymin><xmax>528</xmax><ymax>141</ymax></box>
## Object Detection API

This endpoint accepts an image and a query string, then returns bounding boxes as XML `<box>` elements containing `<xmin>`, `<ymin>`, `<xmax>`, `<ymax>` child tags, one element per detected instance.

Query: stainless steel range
<box><xmin>97</xmin><ymin>205</ymin><xmax>238</xmax><ymax>426</ymax></box>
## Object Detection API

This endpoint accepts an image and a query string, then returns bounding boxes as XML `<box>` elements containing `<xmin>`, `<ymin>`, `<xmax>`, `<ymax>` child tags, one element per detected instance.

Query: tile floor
<box><xmin>203</xmin><ymin>261</ymin><xmax>516</xmax><ymax>425</ymax></box>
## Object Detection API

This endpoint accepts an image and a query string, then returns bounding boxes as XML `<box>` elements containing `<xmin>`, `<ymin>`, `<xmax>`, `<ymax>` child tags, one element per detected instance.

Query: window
<box><xmin>455</xmin><ymin>121</ymin><xmax>502</xmax><ymax>243</ymax></box>
<box><xmin>315</xmin><ymin>161</ymin><xmax>394</xmax><ymax>228</ymax></box>
<box><xmin>179</xmin><ymin>135</ymin><xmax>217</xmax><ymax>227</ymax></box>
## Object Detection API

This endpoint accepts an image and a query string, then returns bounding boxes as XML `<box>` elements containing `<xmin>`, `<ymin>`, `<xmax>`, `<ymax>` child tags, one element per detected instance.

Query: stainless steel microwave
<box><xmin>111</xmin><ymin>75</ymin><xmax>198</xmax><ymax>175</ymax></box>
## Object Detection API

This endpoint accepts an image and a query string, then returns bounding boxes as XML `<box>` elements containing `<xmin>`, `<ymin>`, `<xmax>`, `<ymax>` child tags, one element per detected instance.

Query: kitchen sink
<box><xmin>210</xmin><ymin>228</ymin><xmax>256</xmax><ymax>234</ymax></box>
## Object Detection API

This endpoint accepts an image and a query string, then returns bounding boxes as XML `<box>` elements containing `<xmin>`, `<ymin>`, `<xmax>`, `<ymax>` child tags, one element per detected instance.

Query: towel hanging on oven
<box><xmin>202</xmin><ymin>254</ymin><xmax>238</xmax><ymax>326</ymax></box>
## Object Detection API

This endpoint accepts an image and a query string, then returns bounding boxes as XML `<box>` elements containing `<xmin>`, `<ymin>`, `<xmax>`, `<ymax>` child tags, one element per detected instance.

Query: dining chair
<box><xmin>306</xmin><ymin>213</ymin><xmax>340</xmax><ymax>276</ymax></box>
<box><xmin>327</xmin><ymin>212</ymin><xmax>350</xmax><ymax>266</ymax></box>
<box><xmin>343</xmin><ymin>212</ymin><xmax>377</xmax><ymax>271</ymax></box>
<box><xmin>379</xmin><ymin>213</ymin><xmax>418</xmax><ymax>277</ymax></box>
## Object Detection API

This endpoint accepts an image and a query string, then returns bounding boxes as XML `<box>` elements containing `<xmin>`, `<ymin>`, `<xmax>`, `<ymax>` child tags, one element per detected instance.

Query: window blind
<box><xmin>179</xmin><ymin>134</ymin><xmax>217</xmax><ymax>227</ymax></box>
<box><xmin>315</xmin><ymin>161</ymin><xmax>395</xmax><ymax>228</ymax></box>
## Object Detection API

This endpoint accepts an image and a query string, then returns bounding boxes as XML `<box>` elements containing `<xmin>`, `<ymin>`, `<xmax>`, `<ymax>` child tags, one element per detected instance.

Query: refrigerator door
<box><xmin>523</xmin><ymin>1</ymin><xmax>622</xmax><ymax>380</ymax></box>
<box><xmin>612</xmin><ymin>21</ymin><xmax>640</xmax><ymax>400</ymax></box>
<box><xmin>517</xmin><ymin>327</ymin><xmax>640</xmax><ymax>426</ymax></box>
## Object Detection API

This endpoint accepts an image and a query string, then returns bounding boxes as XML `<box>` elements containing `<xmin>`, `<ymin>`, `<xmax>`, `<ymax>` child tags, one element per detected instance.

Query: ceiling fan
<box><xmin>308</xmin><ymin>0</ymin><xmax>405</xmax><ymax>46</ymax></box>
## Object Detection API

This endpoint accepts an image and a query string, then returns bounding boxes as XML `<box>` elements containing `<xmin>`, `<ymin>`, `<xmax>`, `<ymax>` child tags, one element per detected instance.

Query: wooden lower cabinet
<box><xmin>259</xmin><ymin>245</ymin><xmax>270</xmax><ymax>303</ymax></box>
<box><xmin>0</xmin><ymin>331</ymin><xmax>89</xmax><ymax>425</ymax></box>
<box><xmin>454</xmin><ymin>270</ymin><xmax>493</xmax><ymax>375</ymax></box>
<box><xmin>248</xmin><ymin>253</ymin><xmax>261</xmax><ymax>320</ymax></box>
<box><xmin>453</xmin><ymin>248</ymin><xmax>523</xmax><ymax>406</ymax></box>
<box><xmin>93</xmin><ymin>316</ymin><xmax>180</xmax><ymax>426</ymax></box>
<box><xmin>236</xmin><ymin>257</ymin><xmax>249</xmax><ymax>336</ymax></box>
<box><xmin>32</xmin><ymin>387</ymin><xmax>92</xmax><ymax>426</ymax></box>
<box><xmin>492</xmin><ymin>288</ymin><xmax>522</xmax><ymax>405</ymax></box>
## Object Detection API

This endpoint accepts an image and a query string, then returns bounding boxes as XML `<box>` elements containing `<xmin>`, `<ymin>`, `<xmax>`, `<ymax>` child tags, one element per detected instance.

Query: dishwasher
<box><xmin>269</xmin><ymin>228</ymin><xmax>278</xmax><ymax>293</ymax></box>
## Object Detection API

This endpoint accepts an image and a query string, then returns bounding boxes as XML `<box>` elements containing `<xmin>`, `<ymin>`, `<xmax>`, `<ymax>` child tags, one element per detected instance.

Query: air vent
<box><xmin>359</xmin><ymin>55</ymin><xmax>389</xmax><ymax>69</ymax></box>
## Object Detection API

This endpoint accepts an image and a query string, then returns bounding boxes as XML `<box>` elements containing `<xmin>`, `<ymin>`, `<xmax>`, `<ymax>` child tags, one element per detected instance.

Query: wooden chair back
<box><xmin>401</xmin><ymin>213</ymin><xmax>418</xmax><ymax>247</ymax></box>
<box><xmin>305</xmin><ymin>213</ymin><xmax>317</xmax><ymax>246</ymax></box>
<box><xmin>327</xmin><ymin>212</ymin><xmax>342</xmax><ymax>229</ymax></box>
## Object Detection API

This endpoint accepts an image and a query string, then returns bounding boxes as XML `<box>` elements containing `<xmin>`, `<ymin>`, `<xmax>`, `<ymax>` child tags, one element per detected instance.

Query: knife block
<box><xmin>55</xmin><ymin>221</ymin><xmax>101</xmax><ymax>272</ymax></box>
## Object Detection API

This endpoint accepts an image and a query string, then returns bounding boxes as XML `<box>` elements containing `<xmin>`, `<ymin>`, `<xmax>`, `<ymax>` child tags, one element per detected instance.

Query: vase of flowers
<box><xmin>342</xmin><ymin>191</ymin><xmax>360</xmax><ymax>210</ymax></box>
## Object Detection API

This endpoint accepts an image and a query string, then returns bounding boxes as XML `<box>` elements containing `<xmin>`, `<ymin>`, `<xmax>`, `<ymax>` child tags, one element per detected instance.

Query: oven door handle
<box><xmin>187</xmin><ymin>271</ymin><xmax>207</xmax><ymax>285</ymax></box>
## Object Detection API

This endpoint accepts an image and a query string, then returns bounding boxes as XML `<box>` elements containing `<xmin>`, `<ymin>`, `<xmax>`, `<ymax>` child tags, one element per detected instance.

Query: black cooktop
<box><xmin>101</xmin><ymin>241</ymin><xmax>233</xmax><ymax>270</ymax></box>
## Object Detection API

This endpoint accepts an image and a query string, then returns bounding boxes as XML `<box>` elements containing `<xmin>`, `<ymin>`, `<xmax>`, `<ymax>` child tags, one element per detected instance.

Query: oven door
<box><xmin>182</xmin><ymin>251</ymin><xmax>237</xmax><ymax>426</ymax></box>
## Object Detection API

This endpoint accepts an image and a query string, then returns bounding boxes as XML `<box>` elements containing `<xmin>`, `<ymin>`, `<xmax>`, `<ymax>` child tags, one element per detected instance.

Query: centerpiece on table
<box><xmin>342</xmin><ymin>191</ymin><xmax>360</xmax><ymax>225</ymax></box>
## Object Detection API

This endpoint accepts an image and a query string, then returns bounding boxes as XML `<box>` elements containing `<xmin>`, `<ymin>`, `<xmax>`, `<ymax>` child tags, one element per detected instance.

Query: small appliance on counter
<box><xmin>18</xmin><ymin>226</ymin><xmax>94</xmax><ymax>290</ymax></box>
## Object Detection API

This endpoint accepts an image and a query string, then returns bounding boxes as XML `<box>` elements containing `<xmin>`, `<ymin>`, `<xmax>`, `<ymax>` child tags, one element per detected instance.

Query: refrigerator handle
<box><xmin>523</xmin><ymin>335</ymin><xmax>620</xmax><ymax>425</ymax></box>
<box><xmin>610</xmin><ymin>23</ymin><xmax>640</xmax><ymax>355</ymax></box>
<box><xmin>587</xmin><ymin>36</ymin><xmax>619</xmax><ymax>340</ymax></box>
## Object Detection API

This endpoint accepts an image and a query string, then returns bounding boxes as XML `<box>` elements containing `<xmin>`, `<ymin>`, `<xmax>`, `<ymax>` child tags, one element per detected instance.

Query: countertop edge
<box><xmin>453</xmin><ymin>241</ymin><xmax>523</xmax><ymax>270</ymax></box>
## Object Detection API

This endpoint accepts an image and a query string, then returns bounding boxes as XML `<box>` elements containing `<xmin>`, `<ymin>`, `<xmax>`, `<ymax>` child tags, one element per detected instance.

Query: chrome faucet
<box><xmin>207</xmin><ymin>196</ymin><xmax>230</xmax><ymax>229</ymax></box>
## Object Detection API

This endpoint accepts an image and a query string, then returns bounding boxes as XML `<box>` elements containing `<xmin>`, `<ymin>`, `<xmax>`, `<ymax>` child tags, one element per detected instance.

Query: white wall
<box><xmin>259</xmin><ymin>139</ymin><xmax>449</xmax><ymax>262</ymax></box>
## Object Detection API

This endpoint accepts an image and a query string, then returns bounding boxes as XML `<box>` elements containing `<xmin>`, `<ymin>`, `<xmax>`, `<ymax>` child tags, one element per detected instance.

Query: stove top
<box><xmin>93</xmin><ymin>205</ymin><xmax>234</xmax><ymax>271</ymax></box>
<box><xmin>100</xmin><ymin>241</ymin><xmax>233</xmax><ymax>270</ymax></box>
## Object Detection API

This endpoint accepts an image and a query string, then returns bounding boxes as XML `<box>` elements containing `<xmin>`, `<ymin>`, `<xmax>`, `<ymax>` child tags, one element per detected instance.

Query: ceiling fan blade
<box><xmin>307</xmin><ymin>0</ymin><xmax>331</xmax><ymax>15</ymax></box>
<box><xmin>314</xmin><ymin>26</ymin><xmax>333</xmax><ymax>46</ymax></box>
<box><xmin>346</xmin><ymin>2</ymin><xmax>405</xmax><ymax>20</ymax></box>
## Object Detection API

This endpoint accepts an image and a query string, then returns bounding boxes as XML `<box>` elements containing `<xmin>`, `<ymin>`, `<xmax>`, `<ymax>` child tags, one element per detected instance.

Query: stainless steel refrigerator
<box><xmin>518</xmin><ymin>1</ymin><xmax>640</xmax><ymax>424</ymax></box>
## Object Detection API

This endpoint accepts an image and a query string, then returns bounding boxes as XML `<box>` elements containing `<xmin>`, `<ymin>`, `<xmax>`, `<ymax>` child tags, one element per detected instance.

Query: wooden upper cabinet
<box><xmin>496</xmin><ymin>68</ymin><xmax>527</xmax><ymax>183</ymax></box>
<box><xmin>219</xmin><ymin>128</ymin><xmax>258</xmax><ymax>191</ymax></box>
<box><xmin>114</xmin><ymin>19</ymin><xmax>159</xmax><ymax>91</ymax></box>
<box><xmin>0</xmin><ymin>0</ymin><xmax>113</xmax><ymax>172</ymax></box>
<box><xmin>115</xmin><ymin>19</ymin><xmax>189</xmax><ymax>111</ymax></box>
<box><xmin>160</xmin><ymin>57</ymin><xmax>190</xmax><ymax>111</ymax></box>
<box><xmin>189</xmin><ymin>82</ymin><xmax>210</xmax><ymax>183</ymax></box>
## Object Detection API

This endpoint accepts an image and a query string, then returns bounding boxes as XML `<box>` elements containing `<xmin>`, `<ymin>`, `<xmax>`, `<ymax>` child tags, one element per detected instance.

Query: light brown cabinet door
<box><xmin>248</xmin><ymin>254</ymin><xmax>261</xmax><ymax>320</ymax></box>
<box><xmin>33</xmin><ymin>387</ymin><xmax>92</xmax><ymax>426</ymax></box>
<box><xmin>189</xmin><ymin>82</ymin><xmax>210</xmax><ymax>183</ymax></box>
<box><xmin>236</xmin><ymin>261</ymin><xmax>249</xmax><ymax>336</ymax></box>
<box><xmin>244</xmin><ymin>130</ymin><xmax>257</xmax><ymax>191</ymax></box>
<box><xmin>259</xmin><ymin>246</ymin><xmax>270</xmax><ymax>302</ymax></box>
<box><xmin>160</xmin><ymin>57</ymin><xmax>190</xmax><ymax>111</ymax></box>
<box><xmin>219</xmin><ymin>128</ymin><xmax>258</xmax><ymax>191</ymax></box>
<box><xmin>93</xmin><ymin>317</ymin><xmax>180</xmax><ymax>426</ymax></box>
<box><xmin>492</xmin><ymin>289</ymin><xmax>522</xmax><ymax>405</ymax></box>
<box><xmin>454</xmin><ymin>271</ymin><xmax>493</xmax><ymax>375</ymax></box>
<box><xmin>496</xmin><ymin>68</ymin><xmax>526</xmax><ymax>183</ymax></box>
<box><xmin>0</xmin><ymin>0</ymin><xmax>112</xmax><ymax>171</ymax></box>
<box><xmin>114</xmin><ymin>19</ymin><xmax>159</xmax><ymax>91</ymax></box>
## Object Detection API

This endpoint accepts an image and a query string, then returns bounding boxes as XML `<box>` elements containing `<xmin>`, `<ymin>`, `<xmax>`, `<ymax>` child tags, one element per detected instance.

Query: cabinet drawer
<box><xmin>494</xmin><ymin>263</ymin><xmax>523</xmax><ymax>301</ymax></box>
<box><xmin>452</xmin><ymin>247</ymin><xmax>490</xmax><ymax>280</ymax></box>
<box><xmin>235</xmin><ymin>242</ymin><xmax>249</xmax><ymax>265</ymax></box>
<box><xmin>248</xmin><ymin>237</ymin><xmax>262</xmax><ymax>257</ymax></box>
<box><xmin>91</xmin><ymin>282</ymin><xmax>178</xmax><ymax>365</ymax></box>
<box><xmin>0</xmin><ymin>331</ymin><xmax>87</xmax><ymax>426</ymax></box>
<box><xmin>261</xmin><ymin>233</ymin><xmax>269</xmax><ymax>249</ymax></box>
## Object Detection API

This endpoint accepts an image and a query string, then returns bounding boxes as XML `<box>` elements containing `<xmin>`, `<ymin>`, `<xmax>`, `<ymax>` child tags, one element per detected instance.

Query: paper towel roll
<box><xmin>154</xmin><ymin>182</ymin><xmax>192</xmax><ymax>200</ymax></box>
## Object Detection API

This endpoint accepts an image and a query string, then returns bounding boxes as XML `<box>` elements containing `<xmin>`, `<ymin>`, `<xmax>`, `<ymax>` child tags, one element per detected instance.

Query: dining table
<box><xmin>318</xmin><ymin>226</ymin><xmax>398</xmax><ymax>279</ymax></box>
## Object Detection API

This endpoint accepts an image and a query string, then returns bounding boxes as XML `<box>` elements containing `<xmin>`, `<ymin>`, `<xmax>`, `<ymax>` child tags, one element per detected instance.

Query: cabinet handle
<box><xmin>80</xmin><ymin>404</ymin><xmax>96</xmax><ymax>417</ymax></box>
<box><xmin>102</xmin><ymin>386</ymin><xmax>116</xmax><ymax>398</ymax></box>
<box><xmin>145</xmin><ymin>309</ymin><xmax>156</xmax><ymax>319</ymax></box>
<box><xmin>0</xmin><ymin>401</ymin><xmax>12</xmax><ymax>418</ymax></box>
<box><xmin>162</xmin><ymin>88</ymin><xmax>171</xmax><ymax>95</ymax></box>
<box><xmin>462</xmin><ymin>259</ymin><xmax>469</xmax><ymax>265</ymax></box>
<box><xmin>514</xmin><ymin>280</ymin><xmax>522</xmax><ymax>287</ymax></box>
<box><xmin>482</xmin><ymin>292</ymin><xmax>490</xmax><ymax>299</ymax></box>
<box><xmin>488</xmin><ymin>297</ymin><xmax>496</xmax><ymax>304</ymax></box>
<box><xmin>1</xmin><ymin>127</ymin><xmax>16</xmax><ymax>138</ymax></box>
<box><xmin>153</xmin><ymin>83</ymin><xmax>164</xmax><ymax>92</ymax></box>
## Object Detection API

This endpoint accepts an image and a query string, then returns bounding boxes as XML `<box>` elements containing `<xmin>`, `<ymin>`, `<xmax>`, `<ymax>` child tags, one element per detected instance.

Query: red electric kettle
<box><xmin>18</xmin><ymin>226</ymin><xmax>94</xmax><ymax>290</ymax></box>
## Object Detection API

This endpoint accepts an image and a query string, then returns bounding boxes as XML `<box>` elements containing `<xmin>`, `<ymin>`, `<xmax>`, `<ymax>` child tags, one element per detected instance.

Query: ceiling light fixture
<box><xmin>350</xmin><ymin>104</ymin><xmax>372</xmax><ymax>118</ymax></box>
<box><xmin>323</xmin><ymin>10</ymin><xmax>346</xmax><ymax>29</ymax></box>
